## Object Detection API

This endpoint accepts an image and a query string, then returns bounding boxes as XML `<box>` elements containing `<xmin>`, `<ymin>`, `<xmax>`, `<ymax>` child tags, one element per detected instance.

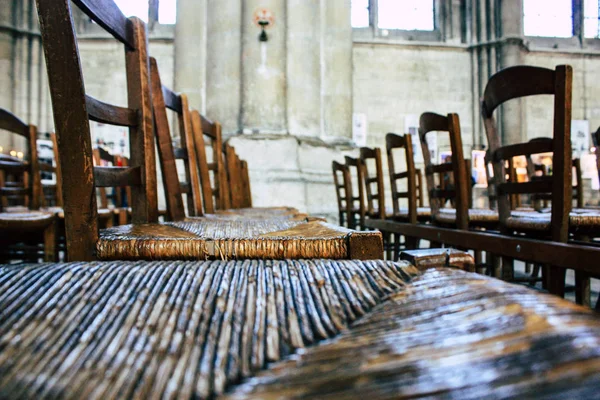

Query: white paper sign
<box><xmin>352</xmin><ymin>113</ymin><xmax>367</xmax><ymax>147</ymax></box>
<box><xmin>572</xmin><ymin>119</ymin><xmax>590</xmax><ymax>158</ymax></box>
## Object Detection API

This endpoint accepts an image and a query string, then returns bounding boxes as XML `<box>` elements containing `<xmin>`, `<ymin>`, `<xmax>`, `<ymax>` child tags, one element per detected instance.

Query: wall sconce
<box><xmin>258</xmin><ymin>20</ymin><xmax>269</xmax><ymax>42</ymax></box>
<box><xmin>9</xmin><ymin>150</ymin><xmax>17</xmax><ymax>157</ymax></box>
<box><xmin>17</xmin><ymin>151</ymin><xmax>23</xmax><ymax>159</ymax></box>
<box><xmin>0</xmin><ymin>146</ymin><xmax>3</xmax><ymax>153</ymax></box>
<box><xmin>253</xmin><ymin>9</ymin><xmax>274</xmax><ymax>42</ymax></box>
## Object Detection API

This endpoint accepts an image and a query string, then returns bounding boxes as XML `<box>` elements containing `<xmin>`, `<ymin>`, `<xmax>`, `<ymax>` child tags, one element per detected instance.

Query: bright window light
<box><xmin>159</xmin><ymin>0</ymin><xmax>177</xmax><ymax>24</ymax></box>
<box><xmin>352</xmin><ymin>0</ymin><xmax>370</xmax><ymax>27</ymax></box>
<box><xmin>114</xmin><ymin>0</ymin><xmax>148</xmax><ymax>22</ymax></box>
<box><xmin>584</xmin><ymin>0</ymin><xmax>600</xmax><ymax>38</ymax></box>
<box><xmin>524</xmin><ymin>0</ymin><xmax>572</xmax><ymax>37</ymax></box>
<box><xmin>378</xmin><ymin>0</ymin><xmax>434</xmax><ymax>31</ymax></box>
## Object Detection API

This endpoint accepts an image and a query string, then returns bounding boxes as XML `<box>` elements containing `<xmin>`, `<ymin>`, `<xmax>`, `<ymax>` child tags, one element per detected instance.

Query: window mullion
<box><xmin>370</xmin><ymin>0</ymin><xmax>378</xmax><ymax>35</ymax></box>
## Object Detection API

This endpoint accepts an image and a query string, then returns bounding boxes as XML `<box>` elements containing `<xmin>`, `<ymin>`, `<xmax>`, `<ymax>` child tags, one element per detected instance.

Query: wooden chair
<box><xmin>332</xmin><ymin>160</ymin><xmax>351</xmax><ymax>227</ymax></box>
<box><xmin>38</xmin><ymin>0</ymin><xmax>158</xmax><ymax>260</ymax></box>
<box><xmin>239</xmin><ymin>159</ymin><xmax>253</xmax><ymax>208</ymax></box>
<box><xmin>385</xmin><ymin>133</ymin><xmax>431</xmax><ymax>224</ymax></box>
<box><xmin>360</xmin><ymin>147</ymin><xmax>388</xmax><ymax>220</ymax></box>
<box><xmin>480</xmin><ymin>65</ymin><xmax>594</xmax><ymax>299</ymax></box>
<box><xmin>344</xmin><ymin>156</ymin><xmax>366</xmax><ymax>230</ymax></box>
<box><xmin>419</xmin><ymin>112</ymin><xmax>498</xmax><ymax>231</ymax></box>
<box><xmin>0</xmin><ymin>109</ymin><xmax>58</xmax><ymax>262</ymax></box>
<box><xmin>224</xmin><ymin>143</ymin><xmax>245</xmax><ymax>209</ymax></box>
<box><xmin>190</xmin><ymin>111</ymin><xmax>228</xmax><ymax>212</ymax></box>
<box><xmin>150</xmin><ymin>57</ymin><xmax>203</xmax><ymax>220</ymax></box>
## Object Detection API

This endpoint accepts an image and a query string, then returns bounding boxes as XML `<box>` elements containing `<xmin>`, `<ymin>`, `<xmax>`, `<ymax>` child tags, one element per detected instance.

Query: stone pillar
<box><xmin>173</xmin><ymin>0</ymin><xmax>206</xmax><ymax>111</ymax></box>
<box><xmin>499</xmin><ymin>0</ymin><xmax>525</xmax><ymax>145</ymax></box>
<box><xmin>286</xmin><ymin>0</ymin><xmax>321</xmax><ymax>137</ymax></box>
<box><xmin>322</xmin><ymin>0</ymin><xmax>352</xmax><ymax>139</ymax></box>
<box><xmin>205</xmin><ymin>0</ymin><xmax>242</xmax><ymax>134</ymax></box>
<box><xmin>241</xmin><ymin>0</ymin><xmax>287</xmax><ymax>133</ymax></box>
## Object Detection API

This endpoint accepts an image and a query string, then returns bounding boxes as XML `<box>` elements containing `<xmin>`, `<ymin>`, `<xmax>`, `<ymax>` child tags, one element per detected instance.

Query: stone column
<box><xmin>241</xmin><ymin>0</ymin><xmax>287</xmax><ymax>133</ymax></box>
<box><xmin>498</xmin><ymin>0</ymin><xmax>525</xmax><ymax>145</ymax></box>
<box><xmin>286</xmin><ymin>0</ymin><xmax>321</xmax><ymax>137</ymax></box>
<box><xmin>205</xmin><ymin>0</ymin><xmax>242</xmax><ymax>134</ymax></box>
<box><xmin>322</xmin><ymin>0</ymin><xmax>352</xmax><ymax>139</ymax></box>
<box><xmin>173</xmin><ymin>0</ymin><xmax>206</xmax><ymax>111</ymax></box>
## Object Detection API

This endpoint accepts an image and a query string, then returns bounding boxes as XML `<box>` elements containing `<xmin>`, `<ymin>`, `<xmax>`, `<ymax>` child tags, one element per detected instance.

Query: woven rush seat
<box><xmin>0</xmin><ymin>259</ymin><xmax>417</xmax><ymax>399</ymax></box>
<box><xmin>394</xmin><ymin>206</ymin><xmax>432</xmax><ymax>220</ymax></box>
<box><xmin>434</xmin><ymin>208</ymin><xmax>499</xmax><ymax>226</ymax></box>
<box><xmin>506</xmin><ymin>210</ymin><xmax>600</xmax><ymax>235</ymax></box>
<box><xmin>96</xmin><ymin>220</ymin><xmax>382</xmax><ymax>260</ymax></box>
<box><xmin>0</xmin><ymin>211</ymin><xmax>56</xmax><ymax>230</ymax></box>
<box><xmin>225</xmin><ymin>268</ymin><xmax>600</xmax><ymax>399</ymax></box>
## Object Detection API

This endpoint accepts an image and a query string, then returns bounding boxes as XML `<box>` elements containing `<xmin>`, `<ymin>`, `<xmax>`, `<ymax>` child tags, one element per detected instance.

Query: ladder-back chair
<box><xmin>359</xmin><ymin>147</ymin><xmax>388</xmax><ymax>220</ymax></box>
<box><xmin>190</xmin><ymin>111</ymin><xmax>228</xmax><ymax>212</ymax></box>
<box><xmin>0</xmin><ymin>109</ymin><xmax>58</xmax><ymax>261</ymax></box>
<box><xmin>37</xmin><ymin>0</ymin><xmax>158</xmax><ymax>260</ymax></box>
<box><xmin>344</xmin><ymin>156</ymin><xmax>366</xmax><ymax>230</ymax></box>
<box><xmin>420</xmin><ymin>112</ymin><xmax>498</xmax><ymax>231</ymax></box>
<box><xmin>150</xmin><ymin>57</ymin><xmax>203</xmax><ymax>220</ymax></box>
<box><xmin>386</xmin><ymin>133</ymin><xmax>431</xmax><ymax>224</ymax></box>
<box><xmin>481</xmin><ymin>65</ymin><xmax>594</xmax><ymax>298</ymax></box>
<box><xmin>240</xmin><ymin>159</ymin><xmax>253</xmax><ymax>208</ymax></box>
<box><xmin>332</xmin><ymin>160</ymin><xmax>351</xmax><ymax>227</ymax></box>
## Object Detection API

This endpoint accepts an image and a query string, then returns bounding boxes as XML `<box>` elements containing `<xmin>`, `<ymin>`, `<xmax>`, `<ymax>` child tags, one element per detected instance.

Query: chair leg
<box><xmin>501</xmin><ymin>257</ymin><xmax>514</xmax><ymax>281</ymax></box>
<box><xmin>393</xmin><ymin>233</ymin><xmax>401</xmax><ymax>261</ymax></box>
<box><xmin>575</xmin><ymin>271</ymin><xmax>591</xmax><ymax>307</ymax></box>
<box><xmin>118</xmin><ymin>209</ymin><xmax>128</xmax><ymax>226</ymax></box>
<box><xmin>43</xmin><ymin>220</ymin><xmax>58</xmax><ymax>262</ymax></box>
<box><xmin>382</xmin><ymin>231</ymin><xmax>392</xmax><ymax>260</ymax></box>
<box><xmin>547</xmin><ymin>266</ymin><xmax>566</xmax><ymax>299</ymax></box>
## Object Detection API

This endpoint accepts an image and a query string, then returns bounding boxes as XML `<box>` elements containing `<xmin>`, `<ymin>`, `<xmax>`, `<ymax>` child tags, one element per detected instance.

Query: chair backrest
<box><xmin>482</xmin><ymin>65</ymin><xmax>572</xmax><ymax>241</ymax></box>
<box><xmin>344</xmin><ymin>156</ymin><xmax>366</xmax><ymax>229</ymax></box>
<box><xmin>0</xmin><ymin>109</ymin><xmax>42</xmax><ymax>211</ymax></box>
<box><xmin>359</xmin><ymin>147</ymin><xmax>386</xmax><ymax>219</ymax></box>
<box><xmin>386</xmin><ymin>133</ymin><xmax>418</xmax><ymax>224</ymax></box>
<box><xmin>239</xmin><ymin>159</ymin><xmax>253</xmax><ymax>208</ymax></box>
<box><xmin>38</xmin><ymin>132</ymin><xmax>63</xmax><ymax>208</ymax></box>
<box><xmin>37</xmin><ymin>0</ymin><xmax>157</xmax><ymax>260</ymax></box>
<box><xmin>332</xmin><ymin>160</ymin><xmax>351</xmax><ymax>227</ymax></box>
<box><xmin>594</xmin><ymin>127</ymin><xmax>600</xmax><ymax>184</ymax></box>
<box><xmin>225</xmin><ymin>144</ymin><xmax>245</xmax><ymax>209</ymax></box>
<box><xmin>419</xmin><ymin>112</ymin><xmax>469</xmax><ymax>230</ymax></box>
<box><xmin>150</xmin><ymin>57</ymin><xmax>202</xmax><ymax>220</ymax></box>
<box><xmin>190</xmin><ymin>111</ymin><xmax>228</xmax><ymax>212</ymax></box>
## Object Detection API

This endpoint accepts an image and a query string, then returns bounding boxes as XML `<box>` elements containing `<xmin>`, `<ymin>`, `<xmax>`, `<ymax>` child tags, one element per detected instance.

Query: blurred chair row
<box><xmin>333</xmin><ymin>64</ymin><xmax>600</xmax><ymax>308</ymax></box>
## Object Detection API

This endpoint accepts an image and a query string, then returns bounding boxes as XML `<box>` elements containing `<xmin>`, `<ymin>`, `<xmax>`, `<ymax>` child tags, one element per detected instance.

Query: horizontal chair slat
<box><xmin>430</xmin><ymin>189</ymin><xmax>455</xmax><ymax>198</ymax></box>
<box><xmin>0</xmin><ymin>187</ymin><xmax>29</xmax><ymax>196</ymax></box>
<box><xmin>426</xmin><ymin>162</ymin><xmax>453</xmax><ymax>174</ymax></box>
<box><xmin>162</xmin><ymin>85</ymin><xmax>182</xmax><ymax>112</ymax></box>
<box><xmin>173</xmin><ymin>147</ymin><xmax>188</xmax><ymax>159</ymax></box>
<box><xmin>498</xmin><ymin>179</ymin><xmax>552</xmax><ymax>195</ymax></box>
<box><xmin>86</xmin><ymin>94</ymin><xmax>138</xmax><ymax>127</ymax></box>
<box><xmin>493</xmin><ymin>140</ymin><xmax>553</xmax><ymax>162</ymax></box>
<box><xmin>392</xmin><ymin>171</ymin><xmax>409</xmax><ymax>180</ymax></box>
<box><xmin>39</xmin><ymin>163</ymin><xmax>54</xmax><ymax>172</ymax></box>
<box><xmin>94</xmin><ymin>166</ymin><xmax>142</xmax><ymax>187</ymax></box>
<box><xmin>0</xmin><ymin>160</ymin><xmax>29</xmax><ymax>174</ymax></box>
<box><xmin>73</xmin><ymin>0</ymin><xmax>135</xmax><ymax>49</ymax></box>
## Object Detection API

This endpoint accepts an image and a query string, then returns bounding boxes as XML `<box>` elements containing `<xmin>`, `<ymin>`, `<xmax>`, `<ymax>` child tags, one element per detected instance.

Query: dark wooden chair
<box><xmin>359</xmin><ymin>147</ymin><xmax>389</xmax><ymax>220</ymax></box>
<box><xmin>150</xmin><ymin>57</ymin><xmax>203</xmax><ymax>220</ymax></box>
<box><xmin>419</xmin><ymin>112</ymin><xmax>498</xmax><ymax>231</ymax></box>
<box><xmin>239</xmin><ymin>159</ymin><xmax>253</xmax><ymax>208</ymax></box>
<box><xmin>385</xmin><ymin>133</ymin><xmax>431</xmax><ymax>224</ymax></box>
<box><xmin>38</xmin><ymin>0</ymin><xmax>159</xmax><ymax>260</ymax></box>
<box><xmin>190</xmin><ymin>111</ymin><xmax>228</xmax><ymax>212</ymax></box>
<box><xmin>332</xmin><ymin>160</ymin><xmax>351</xmax><ymax>227</ymax></box>
<box><xmin>480</xmin><ymin>65</ymin><xmax>597</xmax><ymax>300</ymax></box>
<box><xmin>0</xmin><ymin>109</ymin><xmax>58</xmax><ymax>262</ymax></box>
<box><xmin>343</xmin><ymin>156</ymin><xmax>366</xmax><ymax>230</ymax></box>
<box><xmin>224</xmin><ymin>143</ymin><xmax>245</xmax><ymax>209</ymax></box>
